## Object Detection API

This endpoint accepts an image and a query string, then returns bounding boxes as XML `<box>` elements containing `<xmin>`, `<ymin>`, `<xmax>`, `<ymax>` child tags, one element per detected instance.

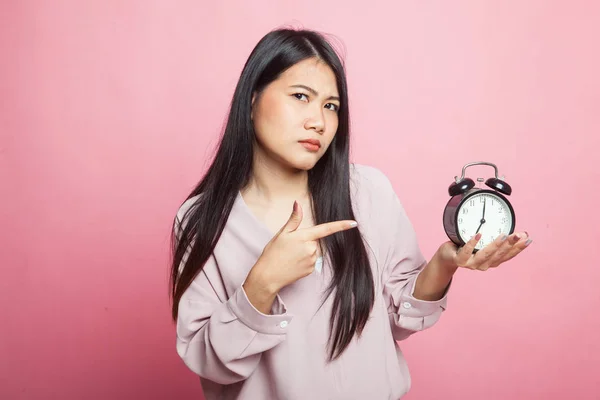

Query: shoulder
<box><xmin>348</xmin><ymin>164</ymin><xmax>418</xmax><ymax>260</ymax></box>
<box><xmin>348</xmin><ymin>163</ymin><xmax>404</xmax><ymax>225</ymax></box>
<box><xmin>349</xmin><ymin>163</ymin><xmax>412</xmax><ymax>225</ymax></box>
<box><xmin>349</xmin><ymin>163</ymin><xmax>396</xmax><ymax>197</ymax></box>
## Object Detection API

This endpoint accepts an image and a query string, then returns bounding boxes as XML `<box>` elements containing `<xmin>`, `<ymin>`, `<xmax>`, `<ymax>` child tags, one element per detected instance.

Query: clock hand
<box><xmin>476</xmin><ymin>197</ymin><xmax>487</xmax><ymax>234</ymax></box>
<box><xmin>482</xmin><ymin>196</ymin><xmax>486</xmax><ymax>219</ymax></box>
<box><xmin>475</xmin><ymin>220</ymin><xmax>483</xmax><ymax>234</ymax></box>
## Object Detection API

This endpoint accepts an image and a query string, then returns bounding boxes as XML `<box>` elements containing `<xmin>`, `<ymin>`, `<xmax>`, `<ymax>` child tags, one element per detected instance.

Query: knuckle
<box><xmin>504</xmin><ymin>248</ymin><xmax>516</xmax><ymax>257</ymax></box>
<box><xmin>305</xmin><ymin>242</ymin><xmax>318</xmax><ymax>255</ymax></box>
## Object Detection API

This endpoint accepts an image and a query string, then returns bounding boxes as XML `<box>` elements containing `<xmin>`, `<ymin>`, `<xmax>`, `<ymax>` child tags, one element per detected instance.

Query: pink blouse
<box><xmin>175</xmin><ymin>164</ymin><xmax>449</xmax><ymax>399</ymax></box>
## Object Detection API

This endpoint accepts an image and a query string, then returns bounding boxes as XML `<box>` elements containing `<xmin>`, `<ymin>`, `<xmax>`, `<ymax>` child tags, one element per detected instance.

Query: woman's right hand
<box><xmin>242</xmin><ymin>201</ymin><xmax>358</xmax><ymax>314</ymax></box>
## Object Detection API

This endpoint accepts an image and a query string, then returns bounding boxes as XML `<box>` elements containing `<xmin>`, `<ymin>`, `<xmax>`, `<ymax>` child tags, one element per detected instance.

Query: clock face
<box><xmin>456</xmin><ymin>191</ymin><xmax>514</xmax><ymax>250</ymax></box>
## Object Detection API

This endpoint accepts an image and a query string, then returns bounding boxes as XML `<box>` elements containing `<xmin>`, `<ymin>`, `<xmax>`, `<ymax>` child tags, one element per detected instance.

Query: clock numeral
<box><xmin>462</xmin><ymin>208</ymin><xmax>469</xmax><ymax>215</ymax></box>
<box><xmin>461</xmin><ymin>229</ymin><xmax>466</xmax><ymax>235</ymax></box>
<box><xmin>470</xmin><ymin>200</ymin><xmax>475</xmax><ymax>207</ymax></box>
<box><xmin>491</xmin><ymin>200</ymin><xmax>495</xmax><ymax>206</ymax></box>
<box><xmin>480</xmin><ymin>197</ymin><xmax>485</xmax><ymax>203</ymax></box>
<box><xmin>498</xmin><ymin>208</ymin><xmax>503</xmax><ymax>213</ymax></box>
<box><xmin>502</xmin><ymin>217</ymin><xmax>507</xmax><ymax>223</ymax></box>
<box><xmin>498</xmin><ymin>228</ymin><xmax>502</xmax><ymax>234</ymax></box>
<box><xmin>458</xmin><ymin>218</ymin><xmax>463</xmax><ymax>224</ymax></box>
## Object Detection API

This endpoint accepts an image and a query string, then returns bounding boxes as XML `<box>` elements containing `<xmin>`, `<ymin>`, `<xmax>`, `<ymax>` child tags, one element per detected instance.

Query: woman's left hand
<box><xmin>437</xmin><ymin>231</ymin><xmax>533</xmax><ymax>271</ymax></box>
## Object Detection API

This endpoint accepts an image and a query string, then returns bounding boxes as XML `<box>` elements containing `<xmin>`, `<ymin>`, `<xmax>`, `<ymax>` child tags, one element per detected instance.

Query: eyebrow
<box><xmin>290</xmin><ymin>84</ymin><xmax>340</xmax><ymax>102</ymax></box>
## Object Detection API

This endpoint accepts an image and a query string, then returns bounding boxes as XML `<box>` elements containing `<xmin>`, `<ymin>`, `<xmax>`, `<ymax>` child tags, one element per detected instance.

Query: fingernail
<box><xmin>293</xmin><ymin>200</ymin><xmax>298</xmax><ymax>212</ymax></box>
<box><xmin>475</xmin><ymin>233</ymin><xmax>482</xmax><ymax>241</ymax></box>
<box><xmin>525</xmin><ymin>239</ymin><xmax>533</xmax><ymax>246</ymax></box>
<box><xmin>349</xmin><ymin>221</ymin><xmax>358</xmax><ymax>227</ymax></box>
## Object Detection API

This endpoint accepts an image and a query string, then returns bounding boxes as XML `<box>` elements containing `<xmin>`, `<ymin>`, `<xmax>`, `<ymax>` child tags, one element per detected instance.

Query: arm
<box><xmin>176</xmin><ymin>255</ymin><xmax>293</xmax><ymax>384</ymax></box>
<box><xmin>412</xmin><ymin>252</ymin><xmax>457</xmax><ymax>301</ymax></box>
<box><xmin>173</xmin><ymin>208</ymin><xmax>293</xmax><ymax>385</ymax></box>
<box><xmin>380</xmin><ymin>181</ymin><xmax>450</xmax><ymax>341</ymax></box>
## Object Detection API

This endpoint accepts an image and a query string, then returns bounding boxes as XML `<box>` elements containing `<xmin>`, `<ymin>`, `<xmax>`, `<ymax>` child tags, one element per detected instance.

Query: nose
<box><xmin>304</xmin><ymin>106</ymin><xmax>325</xmax><ymax>134</ymax></box>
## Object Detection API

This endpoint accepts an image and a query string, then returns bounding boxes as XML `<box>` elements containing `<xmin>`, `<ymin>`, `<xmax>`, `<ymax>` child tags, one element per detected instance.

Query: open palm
<box><xmin>439</xmin><ymin>231</ymin><xmax>532</xmax><ymax>271</ymax></box>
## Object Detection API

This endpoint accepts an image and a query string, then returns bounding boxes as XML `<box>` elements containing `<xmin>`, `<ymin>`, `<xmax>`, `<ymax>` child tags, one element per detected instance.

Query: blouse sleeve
<box><xmin>176</xmin><ymin>260</ymin><xmax>293</xmax><ymax>384</ymax></box>
<box><xmin>377</xmin><ymin>172</ymin><xmax>450</xmax><ymax>341</ymax></box>
<box><xmin>173</xmin><ymin>207</ymin><xmax>293</xmax><ymax>384</ymax></box>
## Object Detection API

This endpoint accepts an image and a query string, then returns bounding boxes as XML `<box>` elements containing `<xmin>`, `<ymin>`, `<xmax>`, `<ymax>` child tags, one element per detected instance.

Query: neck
<box><xmin>242</xmin><ymin>146</ymin><xmax>309</xmax><ymax>204</ymax></box>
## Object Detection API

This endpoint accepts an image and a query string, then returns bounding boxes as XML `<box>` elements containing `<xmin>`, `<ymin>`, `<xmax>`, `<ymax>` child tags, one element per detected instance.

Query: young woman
<box><xmin>170</xmin><ymin>28</ymin><xmax>531</xmax><ymax>400</ymax></box>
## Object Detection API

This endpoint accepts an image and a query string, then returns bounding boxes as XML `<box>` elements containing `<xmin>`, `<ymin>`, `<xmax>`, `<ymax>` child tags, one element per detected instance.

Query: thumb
<box><xmin>282</xmin><ymin>200</ymin><xmax>303</xmax><ymax>233</ymax></box>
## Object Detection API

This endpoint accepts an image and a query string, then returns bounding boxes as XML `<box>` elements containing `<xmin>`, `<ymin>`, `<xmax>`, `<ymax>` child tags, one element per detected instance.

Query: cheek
<box><xmin>253</xmin><ymin>98</ymin><xmax>296</xmax><ymax>143</ymax></box>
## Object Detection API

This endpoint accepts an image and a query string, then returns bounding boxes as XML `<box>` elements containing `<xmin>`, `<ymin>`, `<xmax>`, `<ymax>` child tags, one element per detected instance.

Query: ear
<box><xmin>251</xmin><ymin>92</ymin><xmax>256</xmax><ymax>120</ymax></box>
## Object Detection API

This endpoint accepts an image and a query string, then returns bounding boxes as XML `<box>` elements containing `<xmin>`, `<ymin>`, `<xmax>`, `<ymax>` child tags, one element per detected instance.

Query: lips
<box><xmin>299</xmin><ymin>139</ymin><xmax>321</xmax><ymax>148</ymax></box>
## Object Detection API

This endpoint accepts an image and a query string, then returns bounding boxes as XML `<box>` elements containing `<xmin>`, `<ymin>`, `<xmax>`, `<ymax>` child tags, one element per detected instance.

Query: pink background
<box><xmin>2</xmin><ymin>1</ymin><xmax>599</xmax><ymax>399</ymax></box>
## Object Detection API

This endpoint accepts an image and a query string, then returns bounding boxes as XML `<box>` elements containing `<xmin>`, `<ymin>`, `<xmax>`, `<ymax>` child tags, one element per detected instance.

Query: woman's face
<box><xmin>251</xmin><ymin>57</ymin><xmax>340</xmax><ymax>171</ymax></box>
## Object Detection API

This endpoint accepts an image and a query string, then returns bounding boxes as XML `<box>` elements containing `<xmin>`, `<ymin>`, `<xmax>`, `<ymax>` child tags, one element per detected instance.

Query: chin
<box><xmin>287</xmin><ymin>154</ymin><xmax>321</xmax><ymax>171</ymax></box>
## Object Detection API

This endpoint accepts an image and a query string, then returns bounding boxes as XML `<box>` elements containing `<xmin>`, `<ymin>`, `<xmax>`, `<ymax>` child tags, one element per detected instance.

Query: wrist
<box><xmin>412</xmin><ymin>250</ymin><xmax>457</xmax><ymax>301</ymax></box>
<box><xmin>245</xmin><ymin>264</ymin><xmax>280</xmax><ymax>297</ymax></box>
<box><xmin>242</xmin><ymin>270</ymin><xmax>278</xmax><ymax>315</ymax></box>
<box><xmin>430</xmin><ymin>249</ymin><xmax>459</xmax><ymax>276</ymax></box>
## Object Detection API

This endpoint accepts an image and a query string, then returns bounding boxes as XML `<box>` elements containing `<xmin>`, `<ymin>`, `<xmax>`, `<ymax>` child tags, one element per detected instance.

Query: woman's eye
<box><xmin>293</xmin><ymin>93</ymin><xmax>308</xmax><ymax>101</ymax></box>
<box><xmin>325</xmin><ymin>103</ymin><xmax>339</xmax><ymax>112</ymax></box>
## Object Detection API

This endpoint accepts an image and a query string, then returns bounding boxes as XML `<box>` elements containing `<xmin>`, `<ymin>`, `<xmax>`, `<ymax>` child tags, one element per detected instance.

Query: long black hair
<box><xmin>170</xmin><ymin>28</ymin><xmax>374</xmax><ymax>361</ymax></box>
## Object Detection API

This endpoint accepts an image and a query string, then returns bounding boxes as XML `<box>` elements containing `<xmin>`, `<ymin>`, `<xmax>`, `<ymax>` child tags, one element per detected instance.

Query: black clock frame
<box><xmin>443</xmin><ymin>188</ymin><xmax>516</xmax><ymax>252</ymax></box>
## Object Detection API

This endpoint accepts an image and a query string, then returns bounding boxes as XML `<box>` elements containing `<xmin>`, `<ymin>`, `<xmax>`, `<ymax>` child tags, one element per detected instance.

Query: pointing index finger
<box><xmin>299</xmin><ymin>220</ymin><xmax>358</xmax><ymax>240</ymax></box>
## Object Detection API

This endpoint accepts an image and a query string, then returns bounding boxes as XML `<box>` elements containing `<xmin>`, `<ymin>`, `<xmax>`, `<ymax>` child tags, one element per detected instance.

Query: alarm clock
<box><xmin>443</xmin><ymin>162</ymin><xmax>516</xmax><ymax>252</ymax></box>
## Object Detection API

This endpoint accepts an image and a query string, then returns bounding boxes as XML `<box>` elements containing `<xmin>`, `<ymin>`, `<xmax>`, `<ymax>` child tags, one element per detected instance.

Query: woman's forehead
<box><xmin>276</xmin><ymin>59</ymin><xmax>339</xmax><ymax>96</ymax></box>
